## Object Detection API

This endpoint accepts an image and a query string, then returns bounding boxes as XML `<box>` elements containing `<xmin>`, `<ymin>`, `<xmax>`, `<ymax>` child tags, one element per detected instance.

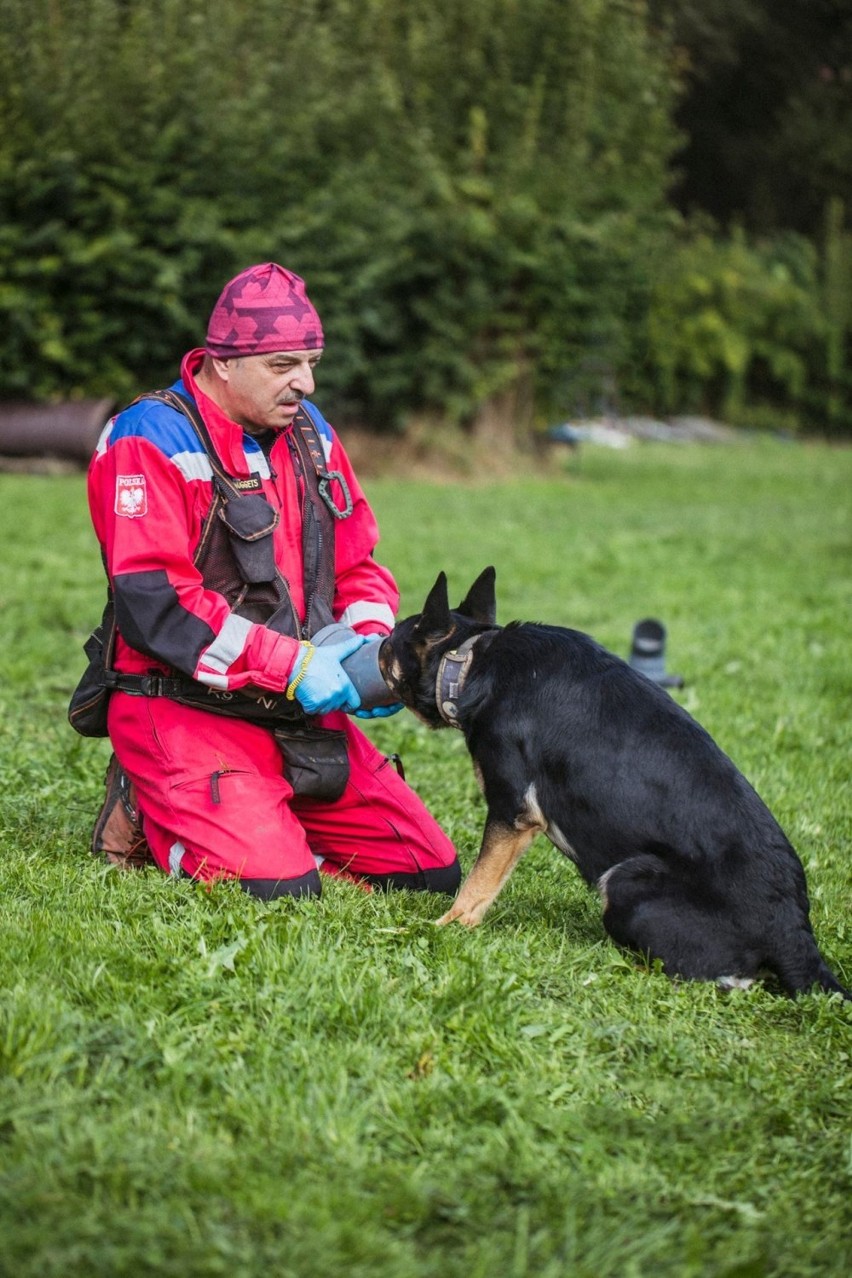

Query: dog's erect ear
<box><xmin>413</xmin><ymin>571</ymin><xmax>453</xmax><ymax>640</ymax></box>
<box><xmin>456</xmin><ymin>566</ymin><xmax>497</xmax><ymax>625</ymax></box>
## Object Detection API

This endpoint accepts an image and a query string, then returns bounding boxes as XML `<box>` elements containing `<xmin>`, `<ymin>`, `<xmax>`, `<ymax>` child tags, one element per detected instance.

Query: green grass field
<box><xmin>0</xmin><ymin>437</ymin><xmax>850</xmax><ymax>1277</ymax></box>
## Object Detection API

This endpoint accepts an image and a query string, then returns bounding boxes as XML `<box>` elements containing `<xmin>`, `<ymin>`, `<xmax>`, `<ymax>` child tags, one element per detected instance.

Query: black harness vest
<box><xmin>103</xmin><ymin>388</ymin><xmax>352</xmax><ymax>726</ymax></box>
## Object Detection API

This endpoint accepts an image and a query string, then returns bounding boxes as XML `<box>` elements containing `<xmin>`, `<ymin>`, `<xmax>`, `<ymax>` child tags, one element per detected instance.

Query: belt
<box><xmin>104</xmin><ymin>670</ymin><xmax>305</xmax><ymax>725</ymax></box>
<box><xmin>105</xmin><ymin>671</ymin><xmax>189</xmax><ymax>697</ymax></box>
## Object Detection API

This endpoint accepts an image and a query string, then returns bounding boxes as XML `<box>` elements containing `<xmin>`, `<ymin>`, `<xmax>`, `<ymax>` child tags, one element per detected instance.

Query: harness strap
<box><xmin>298</xmin><ymin>401</ymin><xmax>353</xmax><ymax>519</ymax></box>
<box><xmin>143</xmin><ymin>389</ymin><xmax>353</xmax><ymax>518</ymax></box>
<box><xmin>143</xmin><ymin>388</ymin><xmax>243</xmax><ymax>494</ymax></box>
<box><xmin>156</xmin><ymin>388</ymin><xmax>344</xmax><ymax>636</ymax></box>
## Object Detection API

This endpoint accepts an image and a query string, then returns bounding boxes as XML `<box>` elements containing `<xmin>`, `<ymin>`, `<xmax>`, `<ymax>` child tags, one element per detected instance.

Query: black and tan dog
<box><xmin>379</xmin><ymin>568</ymin><xmax>849</xmax><ymax>999</ymax></box>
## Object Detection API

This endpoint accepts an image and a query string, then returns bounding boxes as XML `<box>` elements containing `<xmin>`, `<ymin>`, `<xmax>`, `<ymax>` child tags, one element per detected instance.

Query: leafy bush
<box><xmin>0</xmin><ymin>0</ymin><xmax>677</xmax><ymax>426</ymax></box>
<box><xmin>632</xmin><ymin>222</ymin><xmax>852</xmax><ymax>434</ymax></box>
<box><xmin>0</xmin><ymin>1</ymin><xmax>848</xmax><ymax>434</ymax></box>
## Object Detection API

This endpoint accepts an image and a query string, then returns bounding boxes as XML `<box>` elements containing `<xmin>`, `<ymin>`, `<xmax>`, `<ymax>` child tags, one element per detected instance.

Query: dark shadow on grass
<box><xmin>499</xmin><ymin>887</ymin><xmax>605</xmax><ymax>945</ymax></box>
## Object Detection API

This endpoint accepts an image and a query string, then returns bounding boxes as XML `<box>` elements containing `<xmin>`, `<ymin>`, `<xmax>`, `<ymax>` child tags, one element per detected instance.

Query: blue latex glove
<box><xmin>288</xmin><ymin>633</ymin><xmax>369</xmax><ymax>715</ymax></box>
<box><xmin>355</xmin><ymin>703</ymin><xmax>404</xmax><ymax>720</ymax></box>
<box><xmin>313</xmin><ymin>627</ymin><xmax>399</xmax><ymax>711</ymax></box>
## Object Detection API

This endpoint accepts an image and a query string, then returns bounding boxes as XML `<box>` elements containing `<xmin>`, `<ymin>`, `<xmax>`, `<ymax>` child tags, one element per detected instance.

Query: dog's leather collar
<box><xmin>436</xmin><ymin>635</ymin><xmax>482</xmax><ymax>728</ymax></box>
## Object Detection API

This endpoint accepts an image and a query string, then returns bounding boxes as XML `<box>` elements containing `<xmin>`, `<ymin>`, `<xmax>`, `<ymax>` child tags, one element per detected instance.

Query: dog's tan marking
<box><xmin>387</xmin><ymin>655</ymin><xmax>404</xmax><ymax>687</ymax></box>
<box><xmin>422</xmin><ymin>628</ymin><xmax>455</xmax><ymax>651</ymax></box>
<box><xmin>522</xmin><ymin>782</ymin><xmax>546</xmax><ymax>829</ymax></box>
<box><xmin>522</xmin><ymin>783</ymin><xmax>579</xmax><ymax>863</ymax></box>
<box><xmin>545</xmin><ymin>819</ymin><xmax>578</xmax><ymax>863</ymax></box>
<box><xmin>437</xmin><ymin>810</ymin><xmax>544</xmax><ymax>928</ymax></box>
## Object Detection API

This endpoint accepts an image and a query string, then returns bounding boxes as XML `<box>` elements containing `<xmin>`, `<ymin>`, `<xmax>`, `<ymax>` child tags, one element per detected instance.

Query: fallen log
<box><xmin>0</xmin><ymin>399</ymin><xmax>115</xmax><ymax>466</ymax></box>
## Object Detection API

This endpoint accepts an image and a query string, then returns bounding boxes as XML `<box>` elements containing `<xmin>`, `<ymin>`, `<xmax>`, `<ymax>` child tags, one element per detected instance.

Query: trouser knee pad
<box><xmin>365</xmin><ymin>859</ymin><xmax>461</xmax><ymax>895</ymax></box>
<box><xmin>239</xmin><ymin>867</ymin><xmax>322</xmax><ymax>901</ymax></box>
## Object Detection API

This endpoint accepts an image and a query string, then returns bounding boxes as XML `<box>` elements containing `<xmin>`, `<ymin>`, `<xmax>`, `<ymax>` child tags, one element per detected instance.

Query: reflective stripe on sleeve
<box><xmin>197</xmin><ymin>613</ymin><xmax>254</xmax><ymax>679</ymax></box>
<box><xmin>95</xmin><ymin>419</ymin><xmax>115</xmax><ymax>457</ymax></box>
<box><xmin>338</xmin><ymin>601</ymin><xmax>396</xmax><ymax>631</ymax></box>
<box><xmin>171</xmin><ymin>451</ymin><xmax>214</xmax><ymax>483</ymax></box>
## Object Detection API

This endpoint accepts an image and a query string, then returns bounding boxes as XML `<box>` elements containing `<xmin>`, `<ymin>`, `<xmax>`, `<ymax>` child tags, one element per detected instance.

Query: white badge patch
<box><xmin>115</xmin><ymin>474</ymin><xmax>148</xmax><ymax>518</ymax></box>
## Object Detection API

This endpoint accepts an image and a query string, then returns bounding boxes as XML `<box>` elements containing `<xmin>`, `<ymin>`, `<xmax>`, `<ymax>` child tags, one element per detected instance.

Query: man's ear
<box><xmin>456</xmin><ymin>566</ymin><xmax>497</xmax><ymax>625</ymax></box>
<box><xmin>210</xmin><ymin>354</ymin><xmax>233</xmax><ymax>382</ymax></box>
<box><xmin>413</xmin><ymin>572</ymin><xmax>453</xmax><ymax>640</ymax></box>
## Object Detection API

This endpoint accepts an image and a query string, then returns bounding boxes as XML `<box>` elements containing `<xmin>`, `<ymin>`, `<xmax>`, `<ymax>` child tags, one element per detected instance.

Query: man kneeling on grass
<box><xmin>72</xmin><ymin>262</ymin><xmax>460</xmax><ymax>901</ymax></box>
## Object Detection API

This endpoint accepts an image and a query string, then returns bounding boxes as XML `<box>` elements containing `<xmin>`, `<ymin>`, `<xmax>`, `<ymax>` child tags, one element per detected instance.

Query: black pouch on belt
<box><xmin>68</xmin><ymin>598</ymin><xmax>116</xmax><ymax>738</ymax></box>
<box><xmin>274</xmin><ymin>723</ymin><xmax>350</xmax><ymax>802</ymax></box>
<box><xmin>217</xmin><ymin>494</ymin><xmax>279</xmax><ymax>583</ymax></box>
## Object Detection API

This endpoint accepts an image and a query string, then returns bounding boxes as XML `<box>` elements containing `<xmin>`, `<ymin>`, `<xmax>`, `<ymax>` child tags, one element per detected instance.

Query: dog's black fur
<box><xmin>380</xmin><ymin>567</ymin><xmax>849</xmax><ymax>999</ymax></box>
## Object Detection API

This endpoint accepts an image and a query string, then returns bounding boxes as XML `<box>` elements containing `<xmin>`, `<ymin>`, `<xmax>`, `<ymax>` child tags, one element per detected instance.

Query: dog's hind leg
<box><xmin>436</xmin><ymin>815</ymin><xmax>540</xmax><ymax>927</ymax></box>
<box><xmin>598</xmin><ymin>855</ymin><xmax>763</xmax><ymax>985</ymax></box>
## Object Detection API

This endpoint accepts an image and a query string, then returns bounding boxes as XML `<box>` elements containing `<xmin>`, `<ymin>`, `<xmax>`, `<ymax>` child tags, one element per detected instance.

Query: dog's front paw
<box><xmin>435</xmin><ymin>904</ymin><xmax>482</xmax><ymax>928</ymax></box>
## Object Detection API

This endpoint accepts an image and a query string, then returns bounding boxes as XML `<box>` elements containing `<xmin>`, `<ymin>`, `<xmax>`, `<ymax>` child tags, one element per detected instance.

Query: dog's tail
<box><xmin>772</xmin><ymin>929</ymin><xmax>851</xmax><ymax>1002</ymax></box>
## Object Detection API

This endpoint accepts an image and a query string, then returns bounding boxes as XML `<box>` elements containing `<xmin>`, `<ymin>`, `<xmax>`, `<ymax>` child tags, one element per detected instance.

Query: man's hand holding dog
<box><xmin>287</xmin><ymin>633</ymin><xmax>368</xmax><ymax>714</ymax></box>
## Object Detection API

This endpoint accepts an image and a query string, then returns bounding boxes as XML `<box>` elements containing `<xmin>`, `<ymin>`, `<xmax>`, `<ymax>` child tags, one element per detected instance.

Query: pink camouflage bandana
<box><xmin>205</xmin><ymin>262</ymin><xmax>324</xmax><ymax>357</ymax></box>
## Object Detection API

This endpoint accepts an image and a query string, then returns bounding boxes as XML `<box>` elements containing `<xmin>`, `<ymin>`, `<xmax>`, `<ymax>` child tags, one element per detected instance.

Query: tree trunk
<box><xmin>469</xmin><ymin>366</ymin><xmax>535</xmax><ymax>455</ymax></box>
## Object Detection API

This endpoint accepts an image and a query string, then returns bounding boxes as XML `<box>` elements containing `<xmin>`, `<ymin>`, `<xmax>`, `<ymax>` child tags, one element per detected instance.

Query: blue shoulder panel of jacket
<box><xmin>108</xmin><ymin>382</ymin><xmax>334</xmax><ymax>461</ymax></box>
<box><xmin>106</xmin><ymin>380</ymin><xmax>206</xmax><ymax>460</ymax></box>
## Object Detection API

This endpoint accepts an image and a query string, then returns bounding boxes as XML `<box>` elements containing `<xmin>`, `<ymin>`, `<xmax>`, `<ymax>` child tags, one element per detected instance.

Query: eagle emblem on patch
<box><xmin>115</xmin><ymin>474</ymin><xmax>148</xmax><ymax>518</ymax></box>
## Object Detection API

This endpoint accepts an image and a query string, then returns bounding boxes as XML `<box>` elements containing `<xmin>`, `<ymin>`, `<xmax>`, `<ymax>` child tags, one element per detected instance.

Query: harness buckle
<box><xmin>139</xmin><ymin>674</ymin><xmax>166</xmax><ymax>697</ymax></box>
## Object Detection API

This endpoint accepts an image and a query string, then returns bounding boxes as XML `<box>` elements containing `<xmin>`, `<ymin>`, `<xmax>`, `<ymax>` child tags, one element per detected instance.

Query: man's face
<box><xmin>212</xmin><ymin>350</ymin><xmax>322</xmax><ymax>433</ymax></box>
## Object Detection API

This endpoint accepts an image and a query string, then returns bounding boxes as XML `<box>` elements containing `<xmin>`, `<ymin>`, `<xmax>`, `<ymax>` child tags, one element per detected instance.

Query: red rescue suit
<box><xmin>88</xmin><ymin>351</ymin><xmax>459</xmax><ymax>896</ymax></box>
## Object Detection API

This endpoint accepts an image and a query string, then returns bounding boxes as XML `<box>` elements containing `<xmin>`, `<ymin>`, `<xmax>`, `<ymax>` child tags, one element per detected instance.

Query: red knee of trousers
<box><xmin>107</xmin><ymin>693</ymin><xmax>315</xmax><ymax>881</ymax></box>
<box><xmin>106</xmin><ymin>693</ymin><xmax>456</xmax><ymax>884</ymax></box>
